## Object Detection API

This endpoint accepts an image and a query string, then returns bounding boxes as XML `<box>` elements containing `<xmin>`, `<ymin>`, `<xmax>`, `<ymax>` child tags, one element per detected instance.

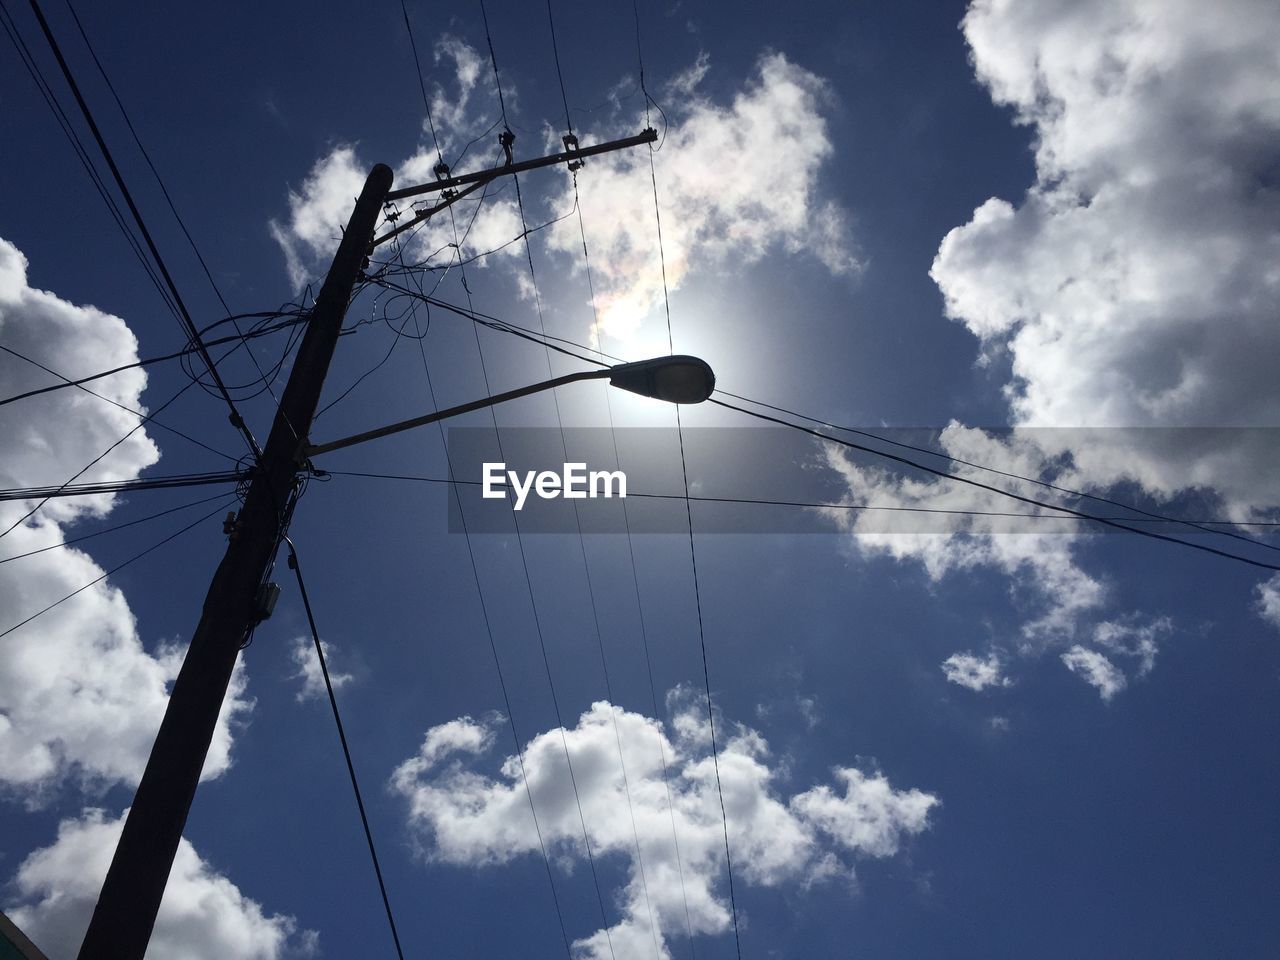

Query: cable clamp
<box><xmin>499</xmin><ymin>128</ymin><xmax>515</xmax><ymax>165</ymax></box>
<box><xmin>222</xmin><ymin>510</ymin><xmax>241</xmax><ymax>539</ymax></box>
<box><xmin>563</xmin><ymin>133</ymin><xmax>584</xmax><ymax>172</ymax></box>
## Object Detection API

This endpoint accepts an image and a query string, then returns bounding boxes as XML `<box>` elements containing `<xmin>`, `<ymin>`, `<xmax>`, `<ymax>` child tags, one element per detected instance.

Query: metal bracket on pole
<box><xmin>369</xmin><ymin>129</ymin><xmax>656</xmax><ymax>248</ymax></box>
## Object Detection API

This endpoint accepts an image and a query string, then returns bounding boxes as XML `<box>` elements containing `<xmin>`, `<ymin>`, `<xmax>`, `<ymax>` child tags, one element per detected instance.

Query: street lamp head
<box><xmin>608</xmin><ymin>355</ymin><xmax>716</xmax><ymax>404</ymax></box>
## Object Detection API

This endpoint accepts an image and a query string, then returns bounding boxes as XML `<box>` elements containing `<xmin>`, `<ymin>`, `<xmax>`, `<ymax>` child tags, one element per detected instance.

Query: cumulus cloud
<box><xmin>4</xmin><ymin>808</ymin><xmax>316</xmax><ymax>960</ymax></box>
<box><xmin>391</xmin><ymin>694</ymin><xmax>937</xmax><ymax>959</ymax></box>
<box><xmin>270</xmin><ymin>44</ymin><xmax>857</xmax><ymax>346</ymax></box>
<box><xmin>940</xmin><ymin>651</ymin><xmax>1011</xmax><ymax>691</ymax></box>
<box><xmin>935</xmin><ymin>0</ymin><xmax>1280</xmax><ymax>522</ymax></box>
<box><xmin>828</xmin><ymin>0</ymin><xmax>1280</xmax><ymax>650</ymax></box>
<box><xmin>288</xmin><ymin>636</ymin><xmax>353</xmax><ymax>702</ymax></box>
<box><xmin>1060</xmin><ymin>646</ymin><xmax>1127</xmax><ymax>701</ymax></box>
<box><xmin>1257</xmin><ymin>574</ymin><xmax>1280</xmax><ymax>629</ymax></box>
<box><xmin>0</xmin><ymin>236</ymin><xmax>251</xmax><ymax>797</ymax></box>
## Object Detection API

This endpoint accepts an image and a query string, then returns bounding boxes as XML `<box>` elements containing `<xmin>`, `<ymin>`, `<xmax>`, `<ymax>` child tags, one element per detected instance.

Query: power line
<box><xmin>369</xmin><ymin>277</ymin><xmax>608</xmax><ymax>369</ymax></box>
<box><xmin>506</xmin><ymin>13</ymin><xmax>666</xmax><ymax>953</ymax></box>
<box><xmin>283</xmin><ymin>539</ymin><xmax>406</xmax><ymax>960</ymax></box>
<box><xmin>0</xmin><ymin>0</ymin><xmax>183</xmax><ymax>323</ymax></box>
<box><xmin>544</xmin><ymin>0</ymin><xmax>575</xmax><ymax>140</ymax></box>
<box><xmin>571</xmin><ymin>167</ymin><xmax>685</xmax><ymax>957</ymax></box>
<box><xmin>336</xmin><ymin>290</ymin><xmax>1280</xmax><ymax>557</ymax></box>
<box><xmin>477</xmin><ymin>8</ymin><xmax>621</xmax><ymax>955</ymax></box>
<box><xmin>28</xmin><ymin>0</ymin><xmax>260</xmax><ymax>458</ymax></box>
<box><xmin>0</xmin><ymin>342</ymin><xmax>237</xmax><ymax>462</ymax></box>
<box><xmin>392</xmin><ymin>16</ymin><xmax>574</xmax><ymax>948</ymax></box>
<box><xmin>62</xmin><ymin>0</ymin><xmax>288</xmax><ymax>420</ymax></box>
<box><xmin>710</xmin><ymin>398</ymin><xmax>1280</xmax><ymax>572</ymax></box>
<box><xmin>714</xmin><ymin>389</ymin><xmax>1280</xmax><ymax>555</ymax></box>
<box><xmin>397</xmin><ymin>246</ymin><xmax>575</xmax><ymax>960</ymax></box>
<box><xmin>0</xmin><ymin>306</ymin><xmax>288</xmax><ymax>542</ymax></box>
<box><xmin>0</xmin><ymin>500</ymin><xmax>226</xmax><ymax>640</ymax></box>
<box><xmin>319</xmin><ymin>469</ymin><xmax>1280</xmax><ymax>528</ymax></box>
<box><xmin>0</xmin><ymin>312</ymin><xmax>321</xmax><ymax>410</ymax></box>
<box><xmin>0</xmin><ymin>376</ymin><xmax>206</xmax><ymax>540</ymax></box>
<box><xmin>0</xmin><ymin>490</ymin><xmax>237</xmax><ymax>564</ymax></box>
<box><xmin>635</xmin><ymin>9</ymin><xmax>742</xmax><ymax>950</ymax></box>
<box><xmin>0</xmin><ymin>470</ymin><xmax>244</xmax><ymax>504</ymax></box>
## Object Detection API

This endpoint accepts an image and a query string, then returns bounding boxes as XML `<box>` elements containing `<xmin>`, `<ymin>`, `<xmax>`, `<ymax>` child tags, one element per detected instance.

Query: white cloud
<box><xmin>0</xmin><ymin>236</ymin><xmax>251</xmax><ymax>797</ymax></box>
<box><xmin>827</xmin><ymin>0</ymin><xmax>1280</xmax><ymax>653</ymax></box>
<box><xmin>267</xmin><ymin>147</ymin><xmax>367</xmax><ymax>291</ymax></box>
<box><xmin>271</xmin><ymin>47</ymin><xmax>858</xmax><ymax>347</ymax></box>
<box><xmin>796</xmin><ymin>695</ymin><xmax>820</xmax><ymax>731</ymax></box>
<box><xmin>288</xmin><ymin>636</ymin><xmax>353</xmax><ymax>702</ymax></box>
<box><xmin>1060</xmin><ymin>646</ymin><xmax>1127</xmax><ymax>701</ymax></box>
<box><xmin>1256</xmin><ymin>574</ymin><xmax>1280</xmax><ymax>630</ymax></box>
<box><xmin>791</xmin><ymin>767</ymin><xmax>938</xmax><ymax>859</ymax></box>
<box><xmin>940</xmin><ymin>651</ymin><xmax>1011</xmax><ymax>691</ymax></box>
<box><xmin>1092</xmin><ymin>616</ymin><xmax>1171</xmax><ymax>676</ymax></box>
<box><xmin>543</xmin><ymin>52</ymin><xmax>860</xmax><ymax>342</ymax></box>
<box><xmin>936</xmin><ymin>0</ymin><xmax>1280</xmax><ymax>513</ymax></box>
<box><xmin>820</xmin><ymin>428</ymin><xmax>1106</xmax><ymax>646</ymax></box>
<box><xmin>4</xmin><ymin>808</ymin><xmax>316</xmax><ymax>960</ymax></box>
<box><xmin>391</xmin><ymin>694</ymin><xmax>937</xmax><ymax>959</ymax></box>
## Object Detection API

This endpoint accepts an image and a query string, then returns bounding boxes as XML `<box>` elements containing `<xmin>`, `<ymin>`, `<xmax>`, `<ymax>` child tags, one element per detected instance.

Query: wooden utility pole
<box><xmin>76</xmin><ymin>164</ymin><xmax>394</xmax><ymax>960</ymax></box>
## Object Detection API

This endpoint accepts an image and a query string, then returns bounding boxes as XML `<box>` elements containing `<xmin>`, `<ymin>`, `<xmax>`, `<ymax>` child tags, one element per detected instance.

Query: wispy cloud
<box><xmin>1093</xmin><ymin>616</ymin><xmax>1171</xmax><ymax>677</ymax></box>
<box><xmin>1060</xmin><ymin>646</ymin><xmax>1127</xmax><ymax>701</ymax></box>
<box><xmin>941</xmin><ymin>651</ymin><xmax>1012</xmax><ymax>691</ymax></box>
<box><xmin>288</xmin><ymin>636</ymin><xmax>353</xmax><ymax>703</ymax></box>
<box><xmin>1256</xmin><ymin>574</ymin><xmax>1280</xmax><ymax>630</ymax></box>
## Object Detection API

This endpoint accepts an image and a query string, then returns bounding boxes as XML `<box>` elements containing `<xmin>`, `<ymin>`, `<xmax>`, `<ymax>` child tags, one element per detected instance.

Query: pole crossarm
<box><xmin>302</xmin><ymin>369</ymin><xmax>607</xmax><ymax>459</ymax></box>
<box><xmin>383</xmin><ymin>128</ymin><xmax>657</xmax><ymax>204</ymax></box>
<box><xmin>372</xmin><ymin>179</ymin><xmax>486</xmax><ymax>250</ymax></box>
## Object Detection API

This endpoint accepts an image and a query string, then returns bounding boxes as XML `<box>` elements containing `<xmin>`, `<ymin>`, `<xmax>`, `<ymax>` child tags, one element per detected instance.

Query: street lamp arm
<box><xmin>301</xmin><ymin>368</ymin><xmax>608</xmax><ymax>460</ymax></box>
<box><xmin>301</xmin><ymin>354</ymin><xmax>715</xmax><ymax>461</ymax></box>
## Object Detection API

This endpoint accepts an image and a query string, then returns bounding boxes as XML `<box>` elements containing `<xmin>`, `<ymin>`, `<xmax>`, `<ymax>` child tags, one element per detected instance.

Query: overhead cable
<box><xmin>28</xmin><ymin>0</ymin><xmax>260</xmax><ymax>457</ymax></box>
<box><xmin>710</xmin><ymin>398</ymin><xmax>1280</xmax><ymax>572</ymax></box>
<box><xmin>284</xmin><ymin>539</ymin><xmax>407</xmax><ymax>960</ymax></box>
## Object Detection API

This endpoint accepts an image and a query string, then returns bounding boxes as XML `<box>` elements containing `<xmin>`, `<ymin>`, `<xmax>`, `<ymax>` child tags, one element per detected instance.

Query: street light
<box><xmin>302</xmin><ymin>354</ymin><xmax>715</xmax><ymax>460</ymax></box>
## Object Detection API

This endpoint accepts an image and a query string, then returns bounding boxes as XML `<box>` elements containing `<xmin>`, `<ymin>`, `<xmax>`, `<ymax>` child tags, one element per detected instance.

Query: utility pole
<box><xmin>75</xmin><ymin>128</ymin><xmax>660</xmax><ymax>960</ymax></box>
<box><xmin>76</xmin><ymin>165</ymin><xmax>393</xmax><ymax>960</ymax></box>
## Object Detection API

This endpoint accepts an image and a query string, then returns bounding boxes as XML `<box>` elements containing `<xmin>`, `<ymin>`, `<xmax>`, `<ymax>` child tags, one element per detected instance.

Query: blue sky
<box><xmin>2</xmin><ymin>0</ymin><xmax>1279</xmax><ymax>957</ymax></box>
